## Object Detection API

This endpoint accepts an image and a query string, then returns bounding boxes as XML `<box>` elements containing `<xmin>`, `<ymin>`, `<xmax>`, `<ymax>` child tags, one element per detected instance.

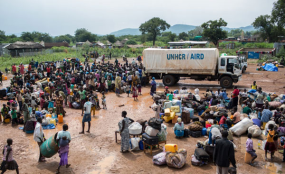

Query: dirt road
<box><xmin>0</xmin><ymin>60</ymin><xmax>284</xmax><ymax>174</ymax></box>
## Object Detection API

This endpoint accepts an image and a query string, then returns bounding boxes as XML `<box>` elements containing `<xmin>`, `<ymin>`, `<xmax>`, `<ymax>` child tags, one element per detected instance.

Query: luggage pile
<box><xmin>142</xmin><ymin>118</ymin><xmax>164</xmax><ymax>145</ymax></box>
<box><xmin>153</xmin><ymin>144</ymin><xmax>187</xmax><ymax>169</ymax></box>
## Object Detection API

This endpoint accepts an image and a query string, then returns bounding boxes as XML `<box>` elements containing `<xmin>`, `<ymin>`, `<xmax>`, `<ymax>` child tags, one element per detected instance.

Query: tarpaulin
<box><xmin>262</xmin><ymin>63</ymin><xmax>278</xmax><ymax>72</ymax></box>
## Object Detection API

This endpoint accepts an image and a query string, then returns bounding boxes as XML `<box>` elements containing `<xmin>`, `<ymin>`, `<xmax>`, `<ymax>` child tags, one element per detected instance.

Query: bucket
<box><xmin>40</xmin><ymin>133</ymin><xmax>59</xmax><ymax>158</ymax></box>
<box><xmin>202</xmin><ymin>128</ymin><xmax>207</xmax><ymax>136</ymax></box>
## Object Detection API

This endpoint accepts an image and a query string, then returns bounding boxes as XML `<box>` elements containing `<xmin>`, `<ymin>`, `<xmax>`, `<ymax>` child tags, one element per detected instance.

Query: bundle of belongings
<box><xmin>153</xmin><ymin>144</ymin><xmax>187</xmax><ymax>169</ymax></box>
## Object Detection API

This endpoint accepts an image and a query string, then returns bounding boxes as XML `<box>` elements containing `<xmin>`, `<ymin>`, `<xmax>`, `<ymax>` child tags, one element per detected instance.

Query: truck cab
<box><xmin>218</xmin><ymin>56</ymin><xmax>242</xmax><ymax>88</ymax></box>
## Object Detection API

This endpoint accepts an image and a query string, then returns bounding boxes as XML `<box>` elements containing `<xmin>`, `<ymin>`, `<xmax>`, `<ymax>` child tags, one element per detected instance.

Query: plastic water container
<box><xmin>50</xmin><ymin>119</ymin><xmax>56</xmax><ymax>126</ymax></box>
<box><xmin>202</xmin><ymin>128</ymin><xmax>207</xmax><ymax>136</ymax></box>
<box><xmin>58</xmin><ymin>114</ymin><xmax>63</xmax><ymax>123</ymax></box>
<box><xmin>46</xmin><ymin>114</ymin><xmax>52</xmax><ymax>118</ymax></box>
<box><xmin>165</xmin><ymin>144</ymin><xmax>178</xmax><ymax>153</ymax></box>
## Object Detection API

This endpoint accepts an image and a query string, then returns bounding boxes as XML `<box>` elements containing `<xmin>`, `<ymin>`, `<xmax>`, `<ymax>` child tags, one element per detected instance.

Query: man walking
<box><xmin>214</xmin><ymin>131</ymin><xmax>236</xmax><ymax>174</ymax></box>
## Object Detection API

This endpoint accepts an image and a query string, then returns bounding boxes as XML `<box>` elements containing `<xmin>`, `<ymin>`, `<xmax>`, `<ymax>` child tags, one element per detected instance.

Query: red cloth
<box><xmin>264</xmin><ymin>142</ymin><xmax>276</xmax><ymax>152</ymax></box>
<box><xmin>232</xmin><ymin>89</ymin><xmax>239</xmax><ymax>98</ymax></box>
<box><xmin>12</xmin><ymin>65</ymin><xmax>16</xmax><ymax>72</ymax></box>
<box><xmin>219</xmin><ymin>116</ymin><xmax>226</xmax><ymax>125</ymax></box>
<box><xmin>46</xmin><ymin>67</ymin><xmax>51</xmax><ymax>73</ymax></box>
<box><xmin>28</xmin><ymin>65</ymin><xmax>31</xmax><ymax>71</ymax></box>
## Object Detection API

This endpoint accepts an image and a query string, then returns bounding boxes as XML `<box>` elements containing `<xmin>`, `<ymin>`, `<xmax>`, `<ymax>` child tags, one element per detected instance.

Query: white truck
<box><xmin>143</xmin><ymin>48</ymin><xmax>242</xmax><ymax>88</ymax></box>
<box><xmin>239</xmin><ymin>56</ymin><xmax>247</xmax><ymax>73</ymax></box>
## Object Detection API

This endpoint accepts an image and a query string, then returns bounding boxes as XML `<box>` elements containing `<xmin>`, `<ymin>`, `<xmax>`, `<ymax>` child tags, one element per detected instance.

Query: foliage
<box><xmin>168</xmin><ymin>33</ymin><xmax>176</xmax><ymax>41</ymax></box>
<box><xmin>252</xmin><ymin>15</ymin><xmax>276</xmax><ymax>42</ymax></box>
<box><xmin>125</xmin><ymin>40</ymin><xmax>137</xmax><ymax>45</ymax></box>
<box><xmin>107</xmin><ymin>35</ymin><xmax>116</xmax><ymax>43</ymax></box>
<box><xmin>75</xmin><ymin>28</ymin><xmax>97</xmax><ymax>42</ymax></box>
<box><xmin>139</xmin><ymin>17</ymin><xmax>170</xmax><ymax>46</ymax></box>
<box><xmin>54</xmin><ymin>34</ymin><xmax>75</xmax><ymax>43</ymax></box>
<box><xmin>178</xmin><ymin>32</ymin><xmax>188</xmax><ymax>40</ymax></box>
<box><xmin>228</xmin><ymin>29</ymin><xmax>243</xmax><ymax>39</ymax></box>
<box><xmin>277</xmin><ymin>46</ymin><xmax>285</xmax><ymax>58</ymax></box>
<box><xmin>271</xmin><ymin>0</ymin><xmax>285</xmax><ymax>28</ymax></box>
<box><xmin>188</xmin><ymin>26</ymin><xmax>203</xmax><ymax>39</ymax></box>
<box><xmin>20</xmin><ymin>31</ymin><xmax>53</xmax><ymax>42</ymax></box>
<box><xmin>201</xmin><ymin>18</ymin><xmax>228</xmax><ymax>46</ymax></box>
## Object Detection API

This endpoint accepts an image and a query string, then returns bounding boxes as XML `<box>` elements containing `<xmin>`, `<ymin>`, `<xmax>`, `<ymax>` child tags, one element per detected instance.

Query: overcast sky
<box><xmin>0</xmin><ymin>0</ymin><xmax>275</xmax><ymax>36</ymax></box>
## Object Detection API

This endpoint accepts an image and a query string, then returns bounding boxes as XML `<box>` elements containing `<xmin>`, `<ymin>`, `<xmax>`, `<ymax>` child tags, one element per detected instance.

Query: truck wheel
<box><xmin>163</xmin><ymin>75</ymin><xmax>175</xmax><ymax>86</ymax></box>
<box><xmin>220</xmin><ymin>76</ymin><xmax>233</xmax><ymax>89</ymax></box>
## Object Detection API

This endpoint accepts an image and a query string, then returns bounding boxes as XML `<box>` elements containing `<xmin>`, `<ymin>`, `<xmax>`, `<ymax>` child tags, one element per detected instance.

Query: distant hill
<box><xmin>222</xmin><ymin>25</ymin><xmax>256</xmax><ymax>32</ymax></box>
<box><xmin>110</xmin><ymin>24</ymin><xmax>257</xmax><ymax>37</ymax></box>
<box><xmin>166</xmin><ymin>24</ymin><xmax>197</xmax><ymax>34</ymax></box>
<box><xmin>110</xmin><ymin>28</ymin><xmax>140</xmax><ymax>37</ymax></box>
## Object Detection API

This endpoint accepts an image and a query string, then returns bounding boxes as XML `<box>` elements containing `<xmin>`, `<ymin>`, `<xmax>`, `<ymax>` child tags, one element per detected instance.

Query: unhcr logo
<box><xmin>167</xmin><ymin>53</ymin><xmax>204</xmax><ymax>60</ymax></box>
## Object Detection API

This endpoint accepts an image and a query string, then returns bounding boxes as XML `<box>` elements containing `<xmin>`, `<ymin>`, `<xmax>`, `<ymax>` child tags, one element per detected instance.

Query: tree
<box><xmin>271</xmin><ymin>0</ymin><xmax>285</xmax><ymax>28</ymax></box>
<box><xmin>201</xmin><ymin>18</ymin><xmax>228</xmax><ymax>46</ymax></box>
<box><xmin>229</xmin><ymin>29</ymin><xmax>243</xmax><ymax>39</ymax></box>
<box><xmin>178</xmin><ymin>32</ymin><xmax>188</xmax><ymax>40</ymax></box>
<box><xmin>75</xmin><ymin>28</ymin><xmax>97</xmax><ymax>42</ymax></box>
<box><xmin>168</xmin><ymin>33</ymin><xmax>176</xmax><ymax>41</ymax></box>
<box><xmin>139</xmin><ymin>17</ymin><xmax>170</xmax><ymax>46</ymax></box>
<box><xmin>21</xmin><ymin>32</ymin><xmax>33</xmax><ymax>41</ymax></box>
<box><xmin>252</xmin><ymin>15</ymin><xmax>276</xmax><ymax>42</ymax></box>
<box><xmin>107</xmin><ymin>35</ymin><xmax>116</xmax><ymax>43</ymax></box>
<box><xmin>0</xmin><ymin>30</ymin><xmax>6</xmax><ymax>42</ymax></box>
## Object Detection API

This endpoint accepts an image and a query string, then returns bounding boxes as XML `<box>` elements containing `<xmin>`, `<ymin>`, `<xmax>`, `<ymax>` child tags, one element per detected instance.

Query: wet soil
<box><xmin>0</xmin><ymin>59</ymin><xmax>285</xmax><ymax>174</ymax></box>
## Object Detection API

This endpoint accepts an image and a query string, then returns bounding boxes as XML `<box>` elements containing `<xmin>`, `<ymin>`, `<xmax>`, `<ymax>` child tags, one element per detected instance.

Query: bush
<box><xmin>277</xmin><ymin>46</ymin><xmax>285</xmax><ymax>58</ymax></box>
<box><xmin>126</xmin><ymin>40</ymin><xmax>137</xmax><ymax>45</ymax></box>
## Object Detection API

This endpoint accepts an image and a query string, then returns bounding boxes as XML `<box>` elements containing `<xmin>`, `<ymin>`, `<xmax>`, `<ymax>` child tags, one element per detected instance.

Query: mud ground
<box><xmin>0</xmin><ymin>59</ymin><xmax>285</xmax><ymax>174</ymax></box>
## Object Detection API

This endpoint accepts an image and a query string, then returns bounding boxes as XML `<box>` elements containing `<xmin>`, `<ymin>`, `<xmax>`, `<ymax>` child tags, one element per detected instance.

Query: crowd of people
<box><xmin>0</xmin><ymin>55</ymin><xmax>147</xmax><ymax>173</ymax></box>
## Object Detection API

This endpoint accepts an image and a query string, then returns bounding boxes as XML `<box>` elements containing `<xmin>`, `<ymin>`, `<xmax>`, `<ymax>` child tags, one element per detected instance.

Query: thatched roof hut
<box><xmin>6</xmin><ymin>41</ymin><xmax>44</xmax><ymax>50</ymax></box>
<box><xmin>113</xmin><ymin>40</ymin><xmax>123</xmax><ymax>48</ymax></box>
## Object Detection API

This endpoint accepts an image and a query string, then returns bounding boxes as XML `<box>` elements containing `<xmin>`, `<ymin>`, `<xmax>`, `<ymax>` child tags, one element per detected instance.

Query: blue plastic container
<box><xmin>174</xmin><ymin>130</ymin><xmax>184</xmax><ymax>137</ymax></box>
<box><xmin>202</xmin><ymin>128</ymin><xmax>207</xmax><ymax>136</ymax></box>
<box><xmin>198</xmin><ymin>110</ymin><xmax>205</xmax><ymax>116</ymax></box>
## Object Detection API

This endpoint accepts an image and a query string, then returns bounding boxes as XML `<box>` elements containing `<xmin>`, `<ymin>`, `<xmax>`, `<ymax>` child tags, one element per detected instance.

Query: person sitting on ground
<box><xmin>246</xmin><ymin>133</ymin><xmax>257</xmax><ymax>165</ymax></box>
<box><xmin>210</xmin><ymin>95</ymin><xmax>219</xmax><ymax>106</ymax></box>
<box><xmin>243</xmin><ymin>102</ymin><xmax>252</xmax><ymax>116</ymax></box>
<box><xmin>0</xmin><ymin>138</ymin><xmax>19</xmax><ymax>174</ymax></box>
<box><xmin>173</xmin><ymin>118</ymin><xmax>184</xmax><ymax>138</ymax></box>
<box><xmin>261</xmin><ymin>106</ymin><xmax>273</xmax><ymax>129</ymax></box>
<box><xmin>167</xmin><ymin>91</ymin><xmax>174</xmax><ymax>101</ymax></box>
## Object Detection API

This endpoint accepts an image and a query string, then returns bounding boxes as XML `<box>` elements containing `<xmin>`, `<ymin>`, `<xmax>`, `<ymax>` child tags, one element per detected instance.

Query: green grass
<box><xmin>0</xmin><ymin>52</ymin><xmax>85</xmax><ymax>71</ymax></box>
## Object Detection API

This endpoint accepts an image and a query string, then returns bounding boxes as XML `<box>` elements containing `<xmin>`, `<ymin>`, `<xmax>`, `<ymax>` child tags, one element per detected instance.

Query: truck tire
<box><xmin>242</xmin><ymin>67</ymin><xmax>246</xmax><ymax>73</ymax></box>
<box><xmin>220</xmin><ymin>76</ymin><xmax>233</xmax><ymax>89</ymax></box>
<box><xmin>163</xmin><ymin>75</ymin><xmax>175</xmax><ymax>86</ymax></box>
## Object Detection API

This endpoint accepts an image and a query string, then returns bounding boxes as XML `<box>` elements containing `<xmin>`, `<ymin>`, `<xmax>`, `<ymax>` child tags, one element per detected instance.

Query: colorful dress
<box><xmin>119</xmin><ymin>117</ymin><xmax>130</xmax><ymax>151</ymax></box>
<box><xmin>133</xmin><ymin>86</ymin><xmax>138</xmax><ymax>98</ymax></box>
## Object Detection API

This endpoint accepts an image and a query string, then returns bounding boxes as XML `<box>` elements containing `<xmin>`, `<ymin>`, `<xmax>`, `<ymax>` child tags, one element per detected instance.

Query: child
<box><xmin>102</xmin><ymin>92</ymin><xmax>107</xmax><ymax>110</ymax></box>
<box><xmin>265</xmin><ymin>124</ymin><xmax>276</xmax><ymax>160</ymax></box>
<box><xmin>137</xmin><ymin>83</ymin><xmax>142</xmax><ymax>95</ymax></box>
<box><xmin>11</xmin><ymin>108</ymin><xmax>18</xmax><ymax>126</ymax></box>
<box><xmin>5</xmin><ymin>67</ymin><xmax>9</xmax><ymax>75</ymax></box>
<box><xmin>246</xmin><ymin>133</ymin><xmax>257</xmax><ymax>165</ymax></box>
<box><xmin>28</xmin><ymin>104</ymin><xmax>33</xmax><ymax>116</ymax></box>
<box><xmin>125</xmin><ymin>84</ymin><xmax>130</xmax><ymax>97</ymax></box>
<box><xmin>0</xmin><ymin>139</ymin><xmax>19</xmax><ymax>174</ymax></box>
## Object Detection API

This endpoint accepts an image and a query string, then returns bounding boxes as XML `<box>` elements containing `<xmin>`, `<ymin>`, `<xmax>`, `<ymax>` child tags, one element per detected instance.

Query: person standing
<box><xmin>109</xmin><ymin>52</ymin><xmax>112</xmax><ymax>60</ymax></box>
<box><xmin>16</xmin><ymin>91</ymin><xmax>22</xmax><ymax>112</ymax></box>
<box><xmin>78</xmin><ymin>87</ymin><xmax>86</xmax><ymax>116</ymax></box>
<box><xmin>56</xmin><ymin>124</ymin><xmax>71</xmax><ymax>174</ymax></box>
<box><xmin>214</xmin><ymin>131</ymin><xmax>236</xmax><ymax>174</ymax></box>
<box><xmin>22</xmin><ymin>99</ymin><xmax>29</xmax><ymax>132</ymax></box>
<box><xmin>46</xmin><ymin>65</ymin><xmax>51</xmax><ymax>78</ymax></box>
<box><xmin>0</xmin><ymin>139</ymin><xmax>19</xmax><ymax>174</ymax></box>
<box><xmin>11</xmin><ymin>64</ymin><xmax>17</xmax><ymax>75</ymax></box>
<box><xmin>150</xmin><ymin>77</ymin><xmax>156</xmax><ymax>96</ymax></box>
<box><xmin>19</xmin><ymin>63</ymin><xmax>24</xmax><ymax>75</ymax></box>
<box><xmin>56</xmin><ymin>96</ymin><xmax>65</xmax><ymax>117</ymax></box>
<box><xmin>33</xmin><ymin>117</ymin><xmax>46</xmax><ymax>162</ymax></box>
<box><xmin>79</xmin><ymin>98</ymin><xmax>92</xmax><ymax>134</ymax></box>
<box><xmin>118</xmin><ymin>111</ymin><xmax>134</xmax><ymax>153</ymax></box>
<box><xmin>232</xmin><ymin>86</ymin><xmax>239</xmax><ymax>108</ymax></box>
<box><xmin>265</xmin><ymin>124</ymin><xmax>276</xmax><ymax>160</ymax></box>
<box><xmin>115</xmin><ymin>75</ymin><xmax>121</xmax><ymax>96</ymax></box>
